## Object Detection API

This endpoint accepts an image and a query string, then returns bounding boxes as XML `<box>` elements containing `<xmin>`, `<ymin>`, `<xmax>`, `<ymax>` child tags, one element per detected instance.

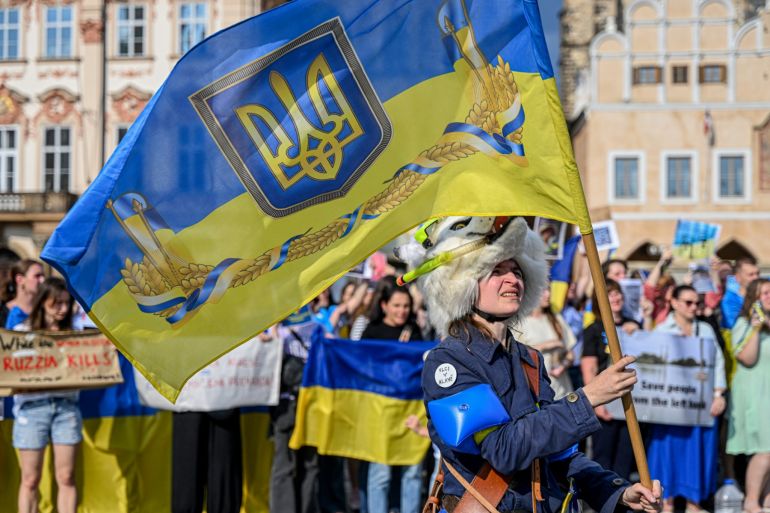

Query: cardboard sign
<box><xmin>0</xmin><ymin>329</ymin><xmax>123</xmax><ymax>392</ymax></box>
<box><xmin>534</xmin><ymin>217</ymin><xmax>568</xmax><ymax>261</ymax></box>
<box><xmin>691</xmin><ymin>267</ymin><xmax>716</xmax><ymax>294</ymax></box>
<box><xmin>592</xmin><ymin>220</ymin><xmax>620</xmax><ymax>252</ymax></box>
<box><xmin>606</xmin><ymin>331</ymin><xmax>716</xmax><ymax>427</ymax></box>
<box><xmin>134</xmin><ymin>336</ymin><xmax>282</xmax><ymax>411</ymax></box>
<box><xmin>672</xmin><ymin>220</ymin><xmax>721</xmax><ymax>260</ymax></box>
<box><xmin>620</xmin><ymin>278</ymin><xmax>643</xmax><ymax>323</ymax></box>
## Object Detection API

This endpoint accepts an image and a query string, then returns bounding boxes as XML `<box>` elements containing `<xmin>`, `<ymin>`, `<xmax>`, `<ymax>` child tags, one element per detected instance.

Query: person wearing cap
<box><xmin>397</xmin><ymin>216</ymin><xmax>661</xmax><ymax>513</ymax></box>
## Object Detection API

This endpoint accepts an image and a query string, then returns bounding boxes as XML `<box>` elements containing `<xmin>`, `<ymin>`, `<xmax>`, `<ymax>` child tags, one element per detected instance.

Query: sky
<box><xmin>538</xmin><ymin>0</ymin><xmax>563</xmax><ymax>81</ymax></box>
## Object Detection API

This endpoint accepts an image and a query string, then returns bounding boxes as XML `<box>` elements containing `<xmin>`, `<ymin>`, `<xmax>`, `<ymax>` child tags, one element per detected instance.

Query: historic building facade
<box><xmin>0</xmin><ymin>0</ymin><xmax>261</xmax><ymax>258</ymax></box>
<box><xmin>563</xmin><ymin>0</ymin><xmax>770</xmax><ymax>266</ymax></box>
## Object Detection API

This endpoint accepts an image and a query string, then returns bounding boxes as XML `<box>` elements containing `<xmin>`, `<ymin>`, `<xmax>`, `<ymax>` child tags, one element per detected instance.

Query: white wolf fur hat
<box><xmin>395</xmin><ymin>216</ymin><xmax>548</xmax><ymax>339</ymax></box>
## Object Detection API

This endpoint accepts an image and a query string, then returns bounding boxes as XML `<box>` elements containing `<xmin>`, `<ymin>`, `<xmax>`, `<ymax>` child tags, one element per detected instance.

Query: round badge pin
<box><xmin>434</xmin><ymin>363</ymin><xmax>457</xmax><ymax>388</ymax></box>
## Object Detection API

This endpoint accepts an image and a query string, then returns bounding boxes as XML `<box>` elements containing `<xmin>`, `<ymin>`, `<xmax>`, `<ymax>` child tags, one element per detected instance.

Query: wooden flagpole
<box><xmin>582</xmin><ymin>231</ymin><xmax>652</xmax><ymax>489</ymax></box>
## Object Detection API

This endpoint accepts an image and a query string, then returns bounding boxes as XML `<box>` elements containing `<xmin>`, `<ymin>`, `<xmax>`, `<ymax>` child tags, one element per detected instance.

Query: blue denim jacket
<box><xmin>422</xmin><ymin>325</ymin><xmax>630</xmax><ymax>513</ymax></box>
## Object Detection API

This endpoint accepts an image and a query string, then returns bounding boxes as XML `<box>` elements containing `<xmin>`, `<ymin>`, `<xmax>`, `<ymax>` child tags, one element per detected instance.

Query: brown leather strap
<box><xmin>531</xmin><ymin>458</ymin><xmax>542</xmax><ymax>512</ymax></box>
<box><xmin>446</xmin><ymin>460</ymin><xmax>506</xmax><ymax>513</ymax></box>
<box><xmin>525</xmin><ymin>348</ymin><xmax>544</xmax><ymax>509</ymax></box>
<box><xmin>422</xmin><ymin>461</ymin><xmax>445</xmax><ymax>513</ymax></box>
<box><xmin>523</xmin><ymin>348</ymin><xmax>540</xmax><ymax>398</ymax></box>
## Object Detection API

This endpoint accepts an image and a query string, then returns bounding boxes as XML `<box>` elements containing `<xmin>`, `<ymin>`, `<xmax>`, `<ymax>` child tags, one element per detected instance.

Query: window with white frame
<box><xmin>0</xmin><ymin>8</ymin><xmax>20</xmax><ymax>60</ymax></box>
<box><xmin>718</xmin><ymin>155</ymin><xmax>745</xmax><ymax>198</ymax></box>
<box><xmin>0</xmin><ymin>127</ymin><xmax>18</xmax><ymax>192</ymax></box>
<box><xmin>613</xmin><ymin>156</ymin><xmax>640</xmax><ymax>200</ymax></box>
<box><xmin>43</xmin><ymin>126</ymin><xmax>71</xmax><ymax>192</ymax></box>
<box><xmin>117</xmin><ymin>4</ymin><xmax>145</xmax><ymax>57</ymax></box>
<box><xmin>179</xmin><ymin>2</ymin><xmax>207</xmax><ymax>55</ymax></box>
<box><xmin>44</xmin><ymin>5</ymin><xmax>73</xmax><ymax>58</ymax></box>
<box><xmin>666</xmin><ymin>156</ymin><xmax>692</xmax><ymax>199</ymax></box>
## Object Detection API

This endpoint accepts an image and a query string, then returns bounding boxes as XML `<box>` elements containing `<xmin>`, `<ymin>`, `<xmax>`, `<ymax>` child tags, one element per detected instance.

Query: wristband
<box><xmin>713</xmin><ymin>390</ymin><xmax>724</xmax><ymax>398</ymax></box>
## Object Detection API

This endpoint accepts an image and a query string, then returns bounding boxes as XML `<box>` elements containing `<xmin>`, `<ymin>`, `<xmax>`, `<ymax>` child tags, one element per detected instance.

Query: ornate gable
<box><xmin>37</xmin><ymin>88</ymin><xmax>79</xmax><ymax>124</ymax></box>
<box><xmin>0</xmin><ymin>85</ymin><xmax>28</xmax><ymax>125</ymax></box>
<box><xmin>111</xmin><ymin>85</ymin><xmax>152</xmax><ymax>124</ymax></box>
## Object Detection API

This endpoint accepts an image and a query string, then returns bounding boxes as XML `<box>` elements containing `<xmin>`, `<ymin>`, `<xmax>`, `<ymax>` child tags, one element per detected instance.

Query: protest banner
<box><xmin>592</xmin><ymin>220</ymin><xmax>620</xmax><ymax>253</ymax></box>
<box><xmin>134</xmin><ymin>336</ymin><xmax>281</xmax><ymax>411</ymax></box>
<box><xmin>672</xmin><ymin>219</ymin><xmax>721</xmax><ymax>260</ymax></box>
<box><xmin>690</xmin><ymin>263</ymin><xmax>716</xmax><ymax>294</ymax></box>
<box><xmin>345</xmin><ymin>260</ymin><xmax>370</xmax><ymax>279</ymax></box>
<box><xmin>345</xmin><ymin>253</ymin><xmax>380</xmax><ymax>279</ymax></box>
<box><xmin>534</xmin><ymin>217</ymin><xmax>568</xmax><ymax>261</ymax></box>
<box><xmin>0</xmin><ymin>329</ymin><xmax>123</xmax><ymax>391</ymax></box>
<box><xmin>606</xmin><ymin>331</ymin><xmax>716</xmax><ymax>427</ymax></box>
<box><xmin>579</xmin><ymin>220</ymin><xmax>619</xmax><ymax>255</ymax></box>
<box><xmin>620</xmin><ymin>278</ymin><xmax>643</xmax><ymax>323</ymax></box>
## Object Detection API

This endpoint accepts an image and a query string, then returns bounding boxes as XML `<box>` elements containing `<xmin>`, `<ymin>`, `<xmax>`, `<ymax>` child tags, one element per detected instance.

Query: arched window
<box><xmin>625</xmin><ymin>241</ymin><xmax>662</xmax><ymax>263</ymax></box>
<box><xmin>716</xmin><ymin>239</ymin><xmax>756</xmax><ymax>262</ymax></box>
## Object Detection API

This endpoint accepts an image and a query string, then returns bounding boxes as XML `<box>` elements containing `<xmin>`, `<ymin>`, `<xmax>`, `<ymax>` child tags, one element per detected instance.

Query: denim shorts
<box><xmin>12</xmin><ymin>397</ymin><xmax>83</xmax><ymax>449</ymax></box>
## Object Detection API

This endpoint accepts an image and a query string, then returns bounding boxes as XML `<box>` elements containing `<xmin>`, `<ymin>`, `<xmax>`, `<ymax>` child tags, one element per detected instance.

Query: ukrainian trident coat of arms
<box><xmin>112</xmin><ymin>0</ymin><xmax>528</xmax><ymax>325</ymax></box>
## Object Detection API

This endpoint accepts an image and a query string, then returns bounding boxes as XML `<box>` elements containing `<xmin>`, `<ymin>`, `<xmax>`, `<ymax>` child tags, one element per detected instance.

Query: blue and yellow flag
<box><xmin>290</xmin><ymin>335</ymin><xmax>435</xmax><ymax>465</ymax></box>
<box><xmin>42</xmin><ymin>0</ymin><xmax>591</xmax><ymax>400</ymax></box>
<box><xmin>1</xmin><ymin>357</ymin><xmax>273</xmax><ymax>512</ymax></box>
<box><xmin>550</xmin><ymin>234</ymin><xmax>581</xmax><ymax>312</ymax></box>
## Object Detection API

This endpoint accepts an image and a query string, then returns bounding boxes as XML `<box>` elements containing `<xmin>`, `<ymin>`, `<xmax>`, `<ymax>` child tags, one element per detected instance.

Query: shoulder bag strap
<box><xmin>523</xmin><ymin>348</ymin><xmax>544</xmax><ymax>511</ymax></box>
<box><xmin>523</xmin><ymin>348</ymin><xmax>541</xmax><ymax>398</ymax></box>
<box><xmin>445</xmin><ymin>460</ymin><xmax>505</xmax><ymax>513</ymax></box>
<box><xmin>288</xmin><ymin>328</ymin><xmax>309</xmax><ymax>350</ymax></box>
<box><xmin>422</xmin><ymin>459</ymin><xmax>445</xmax><ymax>513</ymax></box>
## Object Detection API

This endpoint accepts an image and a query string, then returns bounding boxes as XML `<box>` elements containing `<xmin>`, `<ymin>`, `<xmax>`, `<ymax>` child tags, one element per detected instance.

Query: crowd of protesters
<box><xmin>1</xmin><ymin>230</ymin><xmax>769</xmax><ymax>513</ymax></box>
<box><xmin>259</xmin><ymin>242</ymin><xmax>769</xmax><ymax>513</ymax></box>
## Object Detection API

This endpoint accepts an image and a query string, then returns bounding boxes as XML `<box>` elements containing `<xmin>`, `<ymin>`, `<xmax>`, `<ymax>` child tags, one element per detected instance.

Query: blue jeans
<box><xmin>367</xmin><ymin>462</ymin><xmax>422</xmax><ymax>513</ymax></box>
<box><xmin>12</xmin><ymin>397</ymin><xmax>82</xmax><ymax>450</ymax></box>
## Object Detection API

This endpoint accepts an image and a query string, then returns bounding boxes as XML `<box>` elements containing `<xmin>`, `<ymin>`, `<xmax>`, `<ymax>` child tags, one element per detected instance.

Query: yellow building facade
<box><xmin>572</xmin><ymin>0</ymin><xmax>770</xmax><ymax>266</ymax></box>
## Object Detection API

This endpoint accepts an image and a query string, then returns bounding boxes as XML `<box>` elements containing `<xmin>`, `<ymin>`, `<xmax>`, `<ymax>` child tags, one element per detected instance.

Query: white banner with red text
<box><xmin>134</xmin><ymin>337</ymin><xmax>282</xmax><ymax>411</ymax></box>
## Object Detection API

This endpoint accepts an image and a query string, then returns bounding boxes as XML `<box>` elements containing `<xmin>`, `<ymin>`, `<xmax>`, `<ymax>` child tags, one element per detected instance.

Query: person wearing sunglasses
<box><xmin>648</xmin><ymin>285</ymin><xmax>727</xmax><ymax>513</ymax></box>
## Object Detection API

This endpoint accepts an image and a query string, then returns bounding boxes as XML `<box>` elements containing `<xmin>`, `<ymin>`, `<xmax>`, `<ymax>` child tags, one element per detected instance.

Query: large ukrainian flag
<box><xmin>290</xmin><ymin>336</ymin><xmax>436</xmax><ymax>465</ymax></box>
<box><xmin>42</xmin><ymin>0</ymin><xmax>591</xmax><ymax>400</ymax></box>
<box><xmin>0</xmin><ymin>356</ymin><xmax>273</xmax><ymax>512</ymax></box>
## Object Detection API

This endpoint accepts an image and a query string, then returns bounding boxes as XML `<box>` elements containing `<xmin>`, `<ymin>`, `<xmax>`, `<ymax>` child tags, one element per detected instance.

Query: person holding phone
<box><xmin>727</xmin><ymin>278</ymin><xmax>770</xmax><ymax>513</ymax></box>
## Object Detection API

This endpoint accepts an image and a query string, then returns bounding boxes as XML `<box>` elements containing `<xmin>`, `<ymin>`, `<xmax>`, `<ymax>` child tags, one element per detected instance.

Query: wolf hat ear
<box><xmin>395</xmin><ymin>216</ymin><xmax>548</xmax><ymax>339</ymax></box>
